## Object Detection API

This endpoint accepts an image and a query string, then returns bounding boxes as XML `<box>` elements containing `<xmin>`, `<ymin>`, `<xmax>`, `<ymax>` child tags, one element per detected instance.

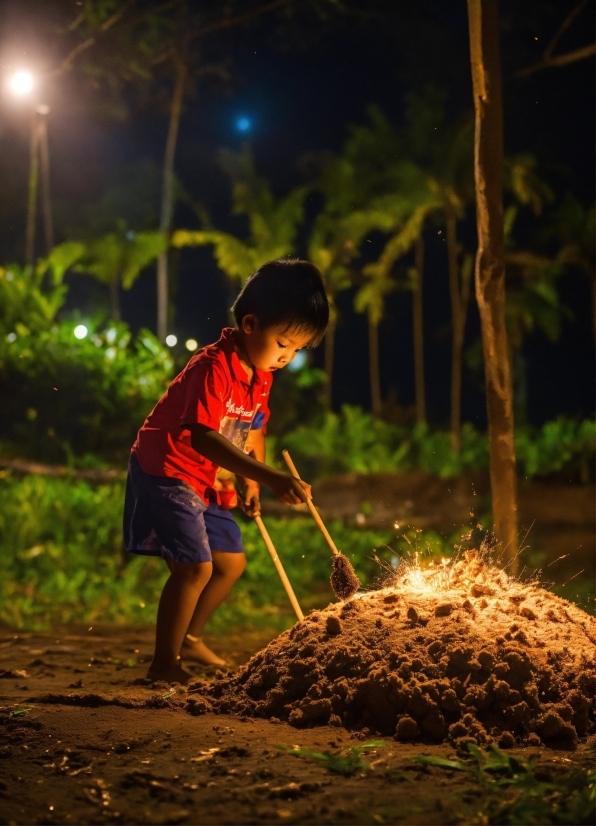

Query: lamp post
<box><xmin>7</xmin><ymin>70</ymin><xmax>53</xmax><ymax>264</ymax></box>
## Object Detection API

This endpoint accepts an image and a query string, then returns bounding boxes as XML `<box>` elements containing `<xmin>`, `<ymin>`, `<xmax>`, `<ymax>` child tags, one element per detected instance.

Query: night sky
<box><xmin>0</xmin><ymin>0</ymin><xmax>594</xmax><ymax>427</ymax></box>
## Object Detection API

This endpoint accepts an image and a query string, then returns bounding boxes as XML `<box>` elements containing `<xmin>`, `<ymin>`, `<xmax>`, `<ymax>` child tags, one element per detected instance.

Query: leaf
<box><xmin>278</xmin><ymin>741</ymin><xmax>388</xmax><ymax>776</ymax></box>
<box><xmin>466</xmin><ymin>742</ymin><xmax>485</xmax><ymax>764</ymax></box>
<box><xmin>410</xmin><ymin>755</ymin><xmax>468</xmax><ymax>771</ymax></box>
<box><xmin>12</xmin><ymin>707</ymin><xmax>32</xmax><ymax>716</ymax></box>
<box><xmin>358</xmin><ymin>739</ymin><xmax>390</xmax><ymax>750</ymax></box>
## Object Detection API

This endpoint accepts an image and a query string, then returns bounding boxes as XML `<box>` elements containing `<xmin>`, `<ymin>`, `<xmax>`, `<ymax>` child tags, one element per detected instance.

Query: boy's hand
<box><xmin>241</xmin><ymin>482</ymin><xmax>261</xmax><ymax>517</ymax></box>
<box><xmin>269</xmin><ymin>471</ymin><xmax>312</xmax><ymax>506</ymax></box>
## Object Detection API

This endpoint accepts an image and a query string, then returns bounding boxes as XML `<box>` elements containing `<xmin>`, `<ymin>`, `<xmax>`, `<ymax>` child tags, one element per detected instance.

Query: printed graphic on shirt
<box><xmin>219</xmin><ymin>415</ymin><xmax>253</xmax><ymax>452</ymax></box>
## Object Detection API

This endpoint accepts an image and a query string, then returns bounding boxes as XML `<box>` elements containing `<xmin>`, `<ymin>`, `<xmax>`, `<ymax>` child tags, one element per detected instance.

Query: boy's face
<box><xmin>240</xmin><ymin>316</ymin><xmax>312</xmax><ymax>372</ymax></box>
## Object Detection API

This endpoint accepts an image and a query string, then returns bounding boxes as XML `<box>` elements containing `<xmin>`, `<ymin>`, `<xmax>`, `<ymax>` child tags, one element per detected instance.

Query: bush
<box><xmin>0</xmin><ymin>473</ymin><xmax>165</xmax><ymax>627</ymax></box>
<box><xmin>0</xmin><ymin>320</ymin><xmax>173</xmax><ymax>464</ymax></box>
<box><xmin>515</xmin><ymin>417</ymin><xmax>595</xmax><ymax>482</ymax></box>
<box><xmin>279</xmin><ymin>404</ymin><xmax>594</xmax><ymax>481</ymax></box>
<box><xmin>1</xmin><ymin>472</ymin><xmax>591</xmax><ymax>629</ymax></box>
<box><xmin>0</xmin><ymin>258</ymin><xmax>174</xmax><ymax>464</ymax></box>
<box><xmin>0</xmin><ymin>473</ymin><xmax>398</xmax><ymax>630</ymax></box>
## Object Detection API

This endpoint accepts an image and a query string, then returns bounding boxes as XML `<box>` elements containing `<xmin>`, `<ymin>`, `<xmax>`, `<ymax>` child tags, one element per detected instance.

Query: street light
<box><xmin>6</xmin><ymin>69</ymin><xmax>53</xmax><ymax>263</ymax></box>
<box><xmin>8</xmin><ymin>70</ymin><xmax>34</xmax><ymax>97</ymax></box>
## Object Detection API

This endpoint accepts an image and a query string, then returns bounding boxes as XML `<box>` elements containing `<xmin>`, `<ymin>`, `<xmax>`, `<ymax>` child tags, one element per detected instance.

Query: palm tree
<box><xmin>76</xmin><ymin>231</ymin><xmax>167</xmax><ymax>321</ymax></box>
<box><xmin>337</xmin><ymin>107</ymin><xmax>441</xmax><ymax>418</ymax></box>
<box><xmin>356</xmin><ymin>196</ymin><xmax>438</xmax><ymax>417</ymax></box>
<box><xmin>403</xmin><ymin>89</ymin><xmax>475</xmax><ymax>447</ymax></box>
<box><xmin>307</xmin><ymin>152</ymin><xmax>396</xmax><ymax>407</ymax></box>
<box><xmin>172</xmin><ymin>146</ymin><xmax>308</xmax><ymax>287</ymax></box>
<box><xmin>550</xmin><ymin>194</ymin><xmax>595</xmax><ymax>338</ymax></box>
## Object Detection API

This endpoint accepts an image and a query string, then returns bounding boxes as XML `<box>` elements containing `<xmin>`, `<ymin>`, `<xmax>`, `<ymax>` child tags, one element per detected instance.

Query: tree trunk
<box><xmin>37</xmin><ymin>107</ymin><xmax>54</xmax><ymax>253</ymax></box>
<box><xmin>446</xmin><ymin>213</ymin><xmax>463</xmax><ymax>450</ymax></box>
<box><xmin>109</xmin><ymin>279</ymin><xmax>121</xmax><ymax>322</ymax></box>
<box><xmin>157</xmin><ymin>59</ymin><xmax>187</xmax><ymax>341</ymax></box>
<box><xmin>323</xmin><ymin>311</ymin><xmax>337</xmax><ymax>409</ymax></box>
<box><xmin>25</xmin><ymin>113</ymin><xmax>40</xmax><ymax>266</ymax></box>
<box><xmin>467</xmin><ymin>0</ymin><xmax>518</xmax><ymax>567</ymax></box>
<box><xmin>368</xmin><ymin>311</ymin><xmax>382</xmax><ymax>417</ymax></box>
<box><xmin>412</xmin><ymin>236</ymin><xmax>426</xmax><ymax>425</ymax></box>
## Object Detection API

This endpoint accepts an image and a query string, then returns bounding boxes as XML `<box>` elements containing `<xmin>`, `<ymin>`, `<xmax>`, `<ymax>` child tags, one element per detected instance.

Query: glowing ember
<box><xmin>208</xmin><ymin>551</ymin><xmax>596</xmax><ymax>748</ymax></box>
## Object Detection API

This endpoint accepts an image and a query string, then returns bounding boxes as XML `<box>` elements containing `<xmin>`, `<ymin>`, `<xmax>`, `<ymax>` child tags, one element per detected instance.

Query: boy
<box><xmin>124</xmin><ymin>259</ymin><xmax>329</xmax><ymax>684</ymax></box>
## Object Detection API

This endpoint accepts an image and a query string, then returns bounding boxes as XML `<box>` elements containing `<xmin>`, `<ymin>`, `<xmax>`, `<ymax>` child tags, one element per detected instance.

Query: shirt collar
<box><xmin>219</xmin><ymin>327</ymin><xmax>268</xmax><ymax>387</ymax></box>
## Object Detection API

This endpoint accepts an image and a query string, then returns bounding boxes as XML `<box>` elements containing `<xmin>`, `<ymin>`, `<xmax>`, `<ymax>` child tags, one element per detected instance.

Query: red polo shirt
<box><xmin>132</xmin><ymin>328</ymin><xmax>271</xmax><ymax>507</ymax></box>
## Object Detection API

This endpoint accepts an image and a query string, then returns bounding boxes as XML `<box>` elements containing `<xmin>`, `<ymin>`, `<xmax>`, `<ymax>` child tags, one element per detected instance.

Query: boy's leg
<box><xmin>149</xmin><ymin>559</ymin><xmax>213</xmax><ymax>683</ymax></box>
<box><xmin>182</xmin><ymin>551</ymin><xmax>247</xmax><ymax>665</ymax></box>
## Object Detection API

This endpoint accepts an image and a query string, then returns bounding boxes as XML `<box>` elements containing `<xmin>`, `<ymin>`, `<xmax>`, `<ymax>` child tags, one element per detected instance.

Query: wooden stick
<box><xmin>282</xmin><ymin>449</ymin><xmax>340</xmax><ymax>557</ymax></box>
<box><xmin>254</xmin><ymin>515</ymin><xmax>304</xmax><ymax>622</ymax></box>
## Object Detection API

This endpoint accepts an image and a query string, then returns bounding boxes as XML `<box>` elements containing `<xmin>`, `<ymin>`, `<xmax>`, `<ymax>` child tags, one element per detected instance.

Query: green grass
<box><xmin>0</xmin><ymin>471</ymin><xmax>592</xmax><ymax>629</ymax></box>
<box><xmin>279</xmin><ymin>740</ymin><xmax>390</xmax><ymax>776</ymax></box>
<box><xmin>411</xmin><ymin>743</ymin><xmax>596</xmax><ymax>825</ymax></box>
<box><xmin>0</xmin><ymin>472</ymin><xmax>403</xmax><ymax>630</ymax></box>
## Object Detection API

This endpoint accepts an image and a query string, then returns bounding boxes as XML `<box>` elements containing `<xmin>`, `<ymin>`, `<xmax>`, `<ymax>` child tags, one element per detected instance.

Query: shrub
<box><xmin>0</xmin><ymin>473</ymin><xmax>397</xmax><ymax>630</ymax></box>
<box><xmin>0</xmin><ymin>320</ymin><xmax>173</xmax><ymax>464</ymax></box>
<box><xmin>279</xmin><ymin>404</ymin><xmax>593</xmax><ymax>481</ymax></box>
<box><xmin>0</xmin><ymin>258</ymin><xmax>173</xmax><ymax>464</ymax></box>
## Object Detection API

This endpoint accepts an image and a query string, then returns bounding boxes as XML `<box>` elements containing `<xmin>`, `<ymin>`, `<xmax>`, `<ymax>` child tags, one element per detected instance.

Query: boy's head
<box><xmin>232</xmin><ymin>259</ymin><xmax>329</xmax><ymax>372</ymax></box>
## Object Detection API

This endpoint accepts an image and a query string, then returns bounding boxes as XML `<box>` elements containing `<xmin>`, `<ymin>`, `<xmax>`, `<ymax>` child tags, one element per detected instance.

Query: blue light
<box><xmin>236</xmin><ymin>116</ymin><xmax>251</xmax><ymax>132</ymax></box>
<box><xmin>288</xmin><ymin>350</ymin><xmax>307</xmax><ymax>372</ymax></box>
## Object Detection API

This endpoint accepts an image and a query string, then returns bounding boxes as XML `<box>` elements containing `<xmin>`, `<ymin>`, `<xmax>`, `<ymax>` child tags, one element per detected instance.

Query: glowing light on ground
<box><xmin>165</xmin><ymin>335</ymin><xmax>177</xmax><ymax>347</ymax></box>
<box><xmin>185</xmin><ymin>338</ymin><xmax>198</xmax><ymax>351</ymax></box>
<box><xmin>9</xmin><ymin>70</ymin><xmax>34</xmax><ymax>96</ymax></box>
<box><xmin>74</xmin><ymin>325</ymin><xmax>88</xmax><ymax>340</ymax></box>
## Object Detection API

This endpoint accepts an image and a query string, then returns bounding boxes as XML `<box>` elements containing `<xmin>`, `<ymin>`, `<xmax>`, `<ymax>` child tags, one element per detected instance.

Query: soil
<box><xmin>1</xmin><ymin>557</ymin><xmax>594</xmax><ymax>825</ymax></box>
<box><xmin>212</xmin><ymin>550</ymin><xmax>596</xmax><ymax>749</ymax></box>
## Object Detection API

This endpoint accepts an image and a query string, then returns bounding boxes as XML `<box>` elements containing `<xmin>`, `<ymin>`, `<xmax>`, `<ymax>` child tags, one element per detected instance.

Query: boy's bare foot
<box><xmin>181</xmin><ymin>634</ymin><xmax>227</xmax><ymax>667</ymax></box>
<box><xmin>146</xmin><ymin>660</ymin><xmax>192</xmax><ymax>685</ymax></box>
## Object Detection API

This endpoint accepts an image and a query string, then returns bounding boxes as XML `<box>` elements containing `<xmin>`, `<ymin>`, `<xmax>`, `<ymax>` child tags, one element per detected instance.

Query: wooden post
<box><xmin>446</xmin><ymin>213</ymin><xmax>462</xmax><ymax>450</ymax></box>
<box><xmin>157</xmin><ymin>59</ymin><xmax>187</xmax><ymax>341</ymax></box>
<box><xmin>368</xmin><ymin>311</ymin><xmax>382</xmax><ymax>417</ymax></box>
<box><xmin>25</xmin><ymin>112</ymin><xmax>40</xmax><ymax>266</ymax></box>
<box><xmin>413</xmin><ymin>236</ymin><xmax>426</xmax><ymax>425</ymax></box>
<box><xmin>37</xmin><ymin>105</ymin><xmax>54</xmax><ymax>253</ymax></box>
<box><xmin>467</xmin><ymin>0</ymin><xmax>518</xmax><ymax>566</ymax></box>
<box><xmin>323</xmin><ymin>311</ymin><xmax>336</xmax><ymax>409</ymax></box>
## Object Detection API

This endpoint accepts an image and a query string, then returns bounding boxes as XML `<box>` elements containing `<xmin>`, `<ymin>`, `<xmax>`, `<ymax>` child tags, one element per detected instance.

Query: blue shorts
<box><xmin>123</xmin><ymin>453</ymin><xmax>244</xmax><ymax>564</ymax></box>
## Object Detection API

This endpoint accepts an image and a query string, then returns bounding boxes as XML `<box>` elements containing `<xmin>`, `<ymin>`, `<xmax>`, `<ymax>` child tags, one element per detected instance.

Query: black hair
<box><xmin>231</xmin><ymin>258</ymin><xmax>329</xmax><ymax>348</ymax></box>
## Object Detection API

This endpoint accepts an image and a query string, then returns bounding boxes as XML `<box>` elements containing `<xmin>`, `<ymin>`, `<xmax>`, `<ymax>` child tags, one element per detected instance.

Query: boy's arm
<box><xmin>240</xmin><ymin>428</ymin><xmax>265</xmax><ymax>516</ymax></box>
<box><xmin>188</xmin><ymin>424</ymin><xmax>309</xmax><ymax>506</ymax></box>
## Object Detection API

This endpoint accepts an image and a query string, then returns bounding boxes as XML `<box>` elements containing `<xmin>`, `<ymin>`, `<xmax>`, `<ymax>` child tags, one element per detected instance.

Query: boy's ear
<box><xmin>241</xmin><ymin>314</ymin><xmax>259</xmax><ymax>334</ymax></box>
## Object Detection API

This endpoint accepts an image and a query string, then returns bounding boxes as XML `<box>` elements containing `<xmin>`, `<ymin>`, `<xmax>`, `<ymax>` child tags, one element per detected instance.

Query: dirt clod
<box><xmin>210</xmin><ymin>553</ymin><xmax>596</xmax><ymax>746</ymax></box>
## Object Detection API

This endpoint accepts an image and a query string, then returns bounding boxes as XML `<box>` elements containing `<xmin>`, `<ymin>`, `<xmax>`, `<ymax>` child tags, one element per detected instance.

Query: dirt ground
<box><xmin>0</xmin><ymin>625</ymin><xmax>593</xmax><ymax>826</ymax></box>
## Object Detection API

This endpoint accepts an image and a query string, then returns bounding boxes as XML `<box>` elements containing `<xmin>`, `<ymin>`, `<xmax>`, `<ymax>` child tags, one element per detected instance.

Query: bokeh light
<box><xmin>185</xmin><ymin>338</ymin><xmax>198</xmax><ymax>352</ymax></box>
<box><xmin>74</xmin><ymin>325</ymin><xmax>88</xmax><ymax>340</ymax></box>
<box><xmin>236</xmin><ymin>116</ymin><xmax>251</xmax><ymax>132</ymax></box>
<box><xmin>288</xmin><ymin>350</ymin><xmax>307</xmax><ymax>371</ymax></box>
<box><xmin>9</xmin><ymin>70</ymin><xmax>34</xmax><ymax>96</ymax></box>
<box><xmin>165</xmin><ymin>334</ymin><xmax>178</xmax><ymax>347</ymax></box>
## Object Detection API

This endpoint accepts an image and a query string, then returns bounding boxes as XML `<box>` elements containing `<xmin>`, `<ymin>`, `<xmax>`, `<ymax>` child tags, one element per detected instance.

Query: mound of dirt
<box><xmin>210</xmin><ymin>551</ymin><xmax>596</xmax><ymax>749</ymax></box>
